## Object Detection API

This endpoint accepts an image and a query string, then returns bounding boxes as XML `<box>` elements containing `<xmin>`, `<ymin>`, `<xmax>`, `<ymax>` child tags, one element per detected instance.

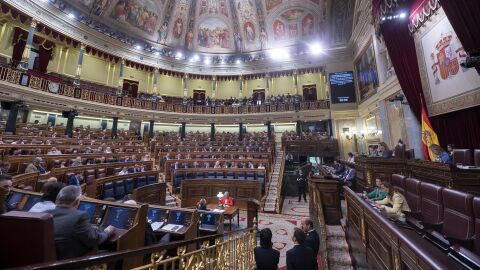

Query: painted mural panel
<box><xmin>110</xmin><ymin>0</ymin><xmax>162</xmax><ymax>34</ymax></box>
<box><xmin>265</xmin><ymin>0</ymin><xmax>282</xmax><ymax>11</ymax></box>
<box><xmin>167</xmin><ymin>0</ymin><xmax>192</xmax><ymax>46</ymax></box>
<box><xmin>197</xmin><ymin>18</ymin><xmax>232</xmax><ymax>51</ymax></box>
<box><xmin>271</xmin><ymin>8</ymin><xmax>315</xmax><ymax>44</ymax></box>
<box><xmin>235</xmin><ymin>0</ymin><xmax>261</xmax><ymax>51</ymax></box>
<box><xmin>354</xmin><ymin>40</ymin><xmax>379</xmax><ymax>101</ymax></box>
<box><xmin>199</xmin><ymin>0</ymin><xmax>229</xmax><ymax>17</ymax></box>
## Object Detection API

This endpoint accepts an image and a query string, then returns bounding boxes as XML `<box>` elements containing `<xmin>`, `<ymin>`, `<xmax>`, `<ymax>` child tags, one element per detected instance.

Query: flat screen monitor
<box><xmin>22</xmin><ymin>195</ymin><xmax>42</xmax><ymax>211</ymax></box>
<box><xmin>6</xmin><ymin>192</ymin><xmax>24</xmax><ymax>211</ymax></box>
<box><xmin>147</xmin><ymin>208</ymin><xmax>167</xmax><ymax>223</ymax></box>
<box><xmin>102</xmin><ymin>206</ymin><xmax>136</xmax><ymax>230</ymax></box>
<box><xmin>201</xmin><ymin>212</ymin><xmax>217</xmax><ymax>226</ymax></box>
<box><xmin>168</xmin><ymin>210</ymin><xmax>186</xmax><ymax>225</ymax></box>
<box><xmin>78</xmin><ymin>201</ymin><xmax>107</xmax><ymax>225</ymax></box>
<box><xmin>329</xmin><ymin>71</ymin><xmax>356</xmax><ymax>104</ymax></box>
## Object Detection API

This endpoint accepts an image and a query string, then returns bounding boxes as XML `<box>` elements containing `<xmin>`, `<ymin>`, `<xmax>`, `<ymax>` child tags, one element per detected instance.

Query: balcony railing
<box><xmin>0</xmin><ymin>65</ymin><xmax>330</xmax><ymax>114</ymax></box>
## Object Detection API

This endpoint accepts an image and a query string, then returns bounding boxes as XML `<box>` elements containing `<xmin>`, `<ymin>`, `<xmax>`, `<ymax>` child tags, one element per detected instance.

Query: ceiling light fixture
<box><xmin>309</xmin><ymin>43</ymin><xmax>323</xmax><ymax>55</ymax></box>
<box><xmin>236</xmin><ymin>59</ymin><xmax>242</xmax><ymax>64</ymax></box>
<box><xmin>134</xmin><ymin>44</ymin><xmax>142</xmax><ymax>50</ymax></box>
<box><xmin>68</xmin><ymin>13</ymin><xmax>76</xmax><ymax>19</ymax></box>
<box><xmin>204</xmin><ymin>58</ymin><xmax>211</xmax><ymax>65</ymax></box>
<box><xmin>268</xmin><ymin>48</ymin><xmax>290</xmax><ymax>60</ymax></box>
<box><xmin>175</xmin><ymin>52</ymin><xmax>183</xmax><ymax>59</ymax></box>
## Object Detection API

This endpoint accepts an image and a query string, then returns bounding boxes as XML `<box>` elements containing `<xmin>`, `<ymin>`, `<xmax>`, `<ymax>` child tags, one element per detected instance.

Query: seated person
<box><xmin>254</xmin><ymin>228</ymin><xmax>280</xmax><ymax>270</ymax></box>
<box><xmin>366</xmin><ymin>178</ymin><xmax>387</xmax><ymax>201</ymax></box>
<box><xmin>25</xmin><ymin>157</ymin><xmax>46</xmax><ymax>174</ymax></box>
<box><xmin>0</xmin><ymin>174</ymin><xmax>13</xmax><ymax>213</ymax></box>
<box><xmin>68</xmin><ymin>172</ymin><xmax>84</xmax><ymax>186</ymax></box>
<box><xmin>339</xmin><ymin>164</ymin><xmax>356</xmax><ymax>189</ymax></box>
<box><xmin>347</xmin><ymin>152</ymin><xmax>355</xmax><ymax>163</ymax></box>
<box><xmin>126</xmin><ymin>155</ymin><xmax>137</xmax><ymax>162</ymax></box>
<box><xmin>219</xmin><ymin>191</ymin><xmax>233</xmax><ymax>207</ymax></box>
<box><xmin>118</xmin><ymin>167</ymin><xmax>129</xmax><ymax>175</ymax></box>
<box><xmin>378</xmin><ymin>142</ymin><xmax>393</xmax><ymax>158</ymax></box>
<box><xmin>429</xmin><ymin>144</ymin><xmax>451</xmax><ymax>164</ymax></box>
<box><xmin>197</xmin><ymin>198</ymin><xmax>207</xmax><ymax>211</ymax></box>
<box><xmin>376</xmin><ymin>182</ymin><xmax>411</xmax><ymax>218</ymax></box>
<box><xmin>29</xmin><ymin>182</ymin><xmax>65</xmax><ymax>212</ymax></box>
<box><xmin>47</xmin><ymin>186</ymin><xmax>115</xmax><ymax>259</ymax></box>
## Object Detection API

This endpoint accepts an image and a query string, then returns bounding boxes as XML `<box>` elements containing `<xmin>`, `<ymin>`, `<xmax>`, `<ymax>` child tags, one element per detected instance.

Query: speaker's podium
<box><xmin>247</xmin><ymin>198</ymin><xmax>260</xmax><ymax>228</ymax></box>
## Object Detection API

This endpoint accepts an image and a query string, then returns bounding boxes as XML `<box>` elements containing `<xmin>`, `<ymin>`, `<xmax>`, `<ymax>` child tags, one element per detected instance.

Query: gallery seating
<box><xmin>419</xmin><ymin>182</ymin><xmax>444</xmax><ymax>230</ymax></box>
<box><xmin>453</xmin><ymin>149</ymin><xmax>472</xmax><ymax>166</ymax></box>
<box><xmin>391</xmin><ymin>174</ymin><xmax>406</xmax><ymax>195</ymax></box>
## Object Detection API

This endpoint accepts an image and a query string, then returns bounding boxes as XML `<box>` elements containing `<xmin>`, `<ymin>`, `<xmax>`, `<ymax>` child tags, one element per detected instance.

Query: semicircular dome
<box><xmin>65</xmin><ymin>0</ymin><xmax>326</xmax><ymax>54</ymax></box>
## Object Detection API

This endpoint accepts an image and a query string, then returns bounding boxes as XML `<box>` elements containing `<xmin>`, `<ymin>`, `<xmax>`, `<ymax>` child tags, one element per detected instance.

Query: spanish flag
<box><xmin>421</xmin><ymin>97</ymin><xmax>439</xmax><ymax>161</ymax></box>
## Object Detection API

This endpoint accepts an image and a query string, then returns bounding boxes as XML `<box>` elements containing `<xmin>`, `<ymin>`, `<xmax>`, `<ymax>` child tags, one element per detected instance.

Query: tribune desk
<box><xmin>344</xmin><ymin>187</ymin><xmax>466</xmax><ymax>270</ymax></box>
<box><xmin>207</xmin><ymin>203</ymin><xmax>239</xmax><ymax>230</ymax></box>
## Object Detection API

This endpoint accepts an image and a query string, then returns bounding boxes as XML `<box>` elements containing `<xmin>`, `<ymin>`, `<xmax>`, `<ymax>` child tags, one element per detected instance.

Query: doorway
<box><xmin>122</xmin><ymin>79</ymin><xmax>139</xmax><ymax>98</ymax></box>
<box><xmin>193</xmin><ymin>90</ymin><xmax>206</xmax><ymax>105</ymax></box>
<box><xmin>252</xmin><ymin>89</ymin><xmax>265</xmax><ymax>101</ymax></box>
<box><xmin>302</xmin><ymin>84</ymin><xmax>317</xmax><ymax>101</ymax></box>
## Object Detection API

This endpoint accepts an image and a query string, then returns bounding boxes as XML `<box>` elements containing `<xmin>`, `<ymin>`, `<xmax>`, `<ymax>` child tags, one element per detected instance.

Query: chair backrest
<box><xmin>114</xmin><ymin>180</ymin><xmax>126</xmax><ymax>199</ymax></box>
<box><xmin>102</xmin><ymin>182</ymin><xmax>115</xmax><ymax>199</ymax></box>
<box><xmin>474</xmin><ymin>149</ymin><xmax>480</xmax><ymax>167</ymax></box>
<box><xmin>391</xmin><ymin>174</ymin><xmax>406</xmax><ymax>196</ymax></box>
<box><xmin>394</xmin><ymin>144</ymin><xmax>406</xmax><ymax>159</ymax></box>
<box><xmin>137</xmin><ymin>176</ymin><xmax>147</xmax><ymax>187</ymax></box>
<box><xmin>452</xmin><ymin>149</ymin><xmax>472</xmax><ymax>166</ymax></box>
<box><xmin>125</xmin><ymin>178</ymin><xmax>134</xmax><ymax>194</ymax></box>
<box><xmin>473</xmin><ymin>197</ymin><xmax>480</xmax><ymax>255</ymax></box>
<box><xmin>420</xmin><ymin>182</ymin><xmax>444</xmax><ymax>226</ymax></box>
<box><xmin>0</xmin><ymin>211</ymin><xmax>56</xmax><ymax>268</ymax></box>
<box><xmin>442</xmin><ymin>188</ymin><xmax>474</xmax><ymax>242</ymax></box>
<box><xmin>147</xmin><ymin>175</ymin><xmax>156</xmax><ymax>185</ymax></box>
<box><xmin>405</xmin><ymin>178</ymin><xmax>421</xmax><ymax>214</ymax></box>
<box><xmin>96</xmin><ymin>168</ymin><xmax>106</xmax><ymax>178</ymax></box>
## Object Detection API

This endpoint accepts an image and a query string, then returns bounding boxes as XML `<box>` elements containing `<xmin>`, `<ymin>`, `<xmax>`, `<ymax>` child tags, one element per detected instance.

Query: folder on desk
<box><xmin>162</xmin><ymin>224</ymin><xmax>184</xmax><ymax>232</ymax></box>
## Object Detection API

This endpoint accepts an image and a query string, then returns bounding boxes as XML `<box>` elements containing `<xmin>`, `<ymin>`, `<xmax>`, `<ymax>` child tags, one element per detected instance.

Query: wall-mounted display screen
<box><xmin>329</xmin><ymin>71</ymin><xmax>357</xmax><ymax>103</ymax></box>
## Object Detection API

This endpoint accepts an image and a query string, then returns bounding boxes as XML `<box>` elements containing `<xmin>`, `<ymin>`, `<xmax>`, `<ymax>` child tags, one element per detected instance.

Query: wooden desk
<box><xmin>344</xmin><ymin>187</ymin><xmax>465</xmax><ymax>270</ymax></box>
<box><xmin>308</xmin><ymin>173</ymin><xmax>342</xmax><ymax>225</ymax></box>
<box><xmin>207</xmin><ymin>204</ymin><xmax>239</xmax><ymax>230</ymax></box>
<box><xmin>354</xmin><ymin>156</ymin><xmax>480</xmax><ymax>195</ymax></box>
<box><xmin>180</xmin><ymin>179</ymin><xmax>262</xmax><ymax>210</ymax></box>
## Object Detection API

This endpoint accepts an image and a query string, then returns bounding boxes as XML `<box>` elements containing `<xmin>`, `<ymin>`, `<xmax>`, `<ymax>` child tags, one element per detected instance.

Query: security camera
<box><xmin>388</xmin><ymin>94</ymin><xmax>409</xmax><ymax>105</ymax></box>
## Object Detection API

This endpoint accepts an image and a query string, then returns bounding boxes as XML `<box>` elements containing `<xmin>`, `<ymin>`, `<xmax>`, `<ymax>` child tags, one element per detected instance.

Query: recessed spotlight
<box><xmin>236</xmin><ymin>59</ymin><xmax>242</xmax><ymax>64</ymax></box>
<box><xmin>309</xmin><ymin>43</ymin><xmax>323</xmax><ymax>55</ymax></box>
<box><xmin>68</xmin><ymin>13</ymin><xmax>76</xmax><ymax>19</ymax></box>
<box><xmin>204</xmin><ymin>58</ymin><xmax>211</xmax><ymax>65</ymax></box>
<box><xmin>154</xmin><ymin>51</ymin><xmax>160</xmax><ymax>56</ymax></box>
<box><xmin>399</xmin><ymin>12</ymin><xmax>407</xmax><ymax>19</ymax></box>
<box><xmin>134</xmin><ymin>45</ymin><xmax>142</xmax><ymax>50</ymax></box>
<box><xmin>193</xmin><ymin>54</ymin><xmax>199</xmax><ymax>61</ymax></box>
<box><xmin>175</xmin><ymin>52</ymin><xmax>183</xmax><ymax>59</ymax></box>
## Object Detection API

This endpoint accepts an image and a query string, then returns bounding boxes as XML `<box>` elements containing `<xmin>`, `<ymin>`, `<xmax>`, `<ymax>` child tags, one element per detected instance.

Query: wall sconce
<box><xmin>366</xmin><ymin>126</ymin><xmax>379</xmax><ymax>136</ymax></box>
<box><xmin>344</xmin><ymin>127</ymin><xmax>364</xmax><ymax>140</ymax></box>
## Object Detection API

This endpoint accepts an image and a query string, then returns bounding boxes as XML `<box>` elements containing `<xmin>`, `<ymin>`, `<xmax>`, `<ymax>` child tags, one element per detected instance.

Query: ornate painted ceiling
<box><xmin>60</xmin><ymin>0</ymin><xmax>333</xmax><ymax>54</ymax></box>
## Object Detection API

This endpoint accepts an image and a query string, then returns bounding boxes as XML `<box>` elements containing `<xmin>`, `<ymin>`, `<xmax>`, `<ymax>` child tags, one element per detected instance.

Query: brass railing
<box><xmin>275</xmin><ymin>151</ymin><xmax>286</xmax><ymax>213</ymax></box>
<box><xmin>27</xmin><ymin>227</ymin><xmax>257</xmax><ymax>270</ymax></box>
<box><xmin>308</xmin><ymin>179</ymin><xmax>329</xmax><ymax>270</ymax></box>
<box><xmin>0</xmin><ymin>65</ymin><xmax>330</xmax><ymax>114</ymax></box>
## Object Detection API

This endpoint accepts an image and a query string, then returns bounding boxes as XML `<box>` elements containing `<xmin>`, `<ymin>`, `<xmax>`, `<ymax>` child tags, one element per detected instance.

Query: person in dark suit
<box><xmin>254</xmin><ymin>228</ymin><xmax>280</xmax><ymax>270</ymax></box>
<box><xmin>379</xmin><ymin>142</ymin><xmax>393</xmax><ymax>158</ymax></box>
<box><xmin>342</xmin><ymin>165</ymin><xmax>356</xmax><ymax>189</ymax></box>
<box><xmin>47</xmin><ymin>186</ymin><xmax>115</xmax><ymax>259</ymax></box>
<box><xmin>286</xmin><ymin>228</ymin><xmax>317</xmax><ymax>270</ymax></box>
<box><xmin>301</xmin><ymin>217</ymin><xmax>320</xmax><ymax>255</ymax></box>
<box><xmin>68</xmin><ymin>172</ymin><xmax>84</xmax><ymax>186</ymax></box>
<box><xmin>296</xmin><ymin>170</ymin><xmax>307</xmax><ymax>202</ymax></box>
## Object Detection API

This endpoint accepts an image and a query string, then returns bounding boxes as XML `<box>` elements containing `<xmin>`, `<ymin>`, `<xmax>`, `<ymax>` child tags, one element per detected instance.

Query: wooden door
<box><xmin>252</xmin><ymin>89</ymin><xmax>265</xmax><ymax>101</ymax></box>
<box><xmin>123</xmin><ymin>79</ymin><xmax>139</xmax><ymax>98</ymax></box>
<box><xmin>193</xmin><ymin>90</ymin><xmax>206</xmax><ymax>105</ymax></box>
<box><xmin>302</xmin><ymin>84</ymin><xmax>317</xmax><ymax>101</ymax></box>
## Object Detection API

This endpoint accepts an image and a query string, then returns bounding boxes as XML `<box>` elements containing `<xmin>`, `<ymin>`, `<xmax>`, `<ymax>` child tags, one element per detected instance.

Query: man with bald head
<box><xmin>301</xmin><ymin>217</ymin><xmax>320</xmax><ymax>255</ymax></box>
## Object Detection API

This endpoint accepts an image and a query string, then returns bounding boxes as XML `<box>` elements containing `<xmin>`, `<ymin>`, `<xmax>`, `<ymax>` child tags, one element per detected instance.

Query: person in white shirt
<box><xmin>347</xmin><ymin>152</ymin><xmax>355</xmax><ymax>163</ymax></box>
<box><xmin>118</xmin><ymin>167</ymin><xmax>129</xmax><ymax>175</ymax></box>
<box><xmin>47</xmin><ymin>147</ymin><xmax>62</xmax><ymax>155</ymax></box>
<box><xmin>258</xmin><ymin>163</ymin><xmax>265</xmax><ymax>169</ymax></box>
<box><xmin>29</xmin><ymin>182</ymin><xmax>65</xmax><ymax>213</ymax></box>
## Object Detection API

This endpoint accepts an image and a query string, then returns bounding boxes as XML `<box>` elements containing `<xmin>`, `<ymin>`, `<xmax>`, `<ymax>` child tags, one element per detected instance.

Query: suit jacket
<box><xmin>25</xmin><ymin>163</ymin><xmax>38</xmax><ymax>174</ymax></box>
<box><xmin>286</xmin><ymin>244</ymin><xmax>317</xmax><ymax>270</ymax></box>
<box><xmin>344</xmin><ymin>169</ymin><xmax>356</xmax><ymax>187</ymax></box>
<box><xmin>68</xmin><ymin>175</ymin><xmax>83</xmax><ymax>186</ymax></box>
<box><xmin>254</xmin><ymin>246</ymin><xmax>280</xmax><ymax>270</ymax></box>
<box><xmin>47</xmin><ymin>207</ymin><xmax>109</xmax><ymax>259</ymax></box>
<box><xmin>305</xmin><ymin>230</ymin><xmax>320</xmax><ymax>255</ymax></box>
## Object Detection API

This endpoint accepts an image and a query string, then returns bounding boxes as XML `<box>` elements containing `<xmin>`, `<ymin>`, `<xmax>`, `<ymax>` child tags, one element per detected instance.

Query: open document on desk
<box><xmin>162</xmin><ymin>224</ymin><xmax>184</xmax><ymax>232</ymax></box>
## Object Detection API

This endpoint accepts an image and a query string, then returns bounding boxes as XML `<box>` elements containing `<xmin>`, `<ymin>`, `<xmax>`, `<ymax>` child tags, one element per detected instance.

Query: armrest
<box><xmin>449</xmin><ymin>244</ymin><xmax>480</xmax><ymax>269</ymax></box>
